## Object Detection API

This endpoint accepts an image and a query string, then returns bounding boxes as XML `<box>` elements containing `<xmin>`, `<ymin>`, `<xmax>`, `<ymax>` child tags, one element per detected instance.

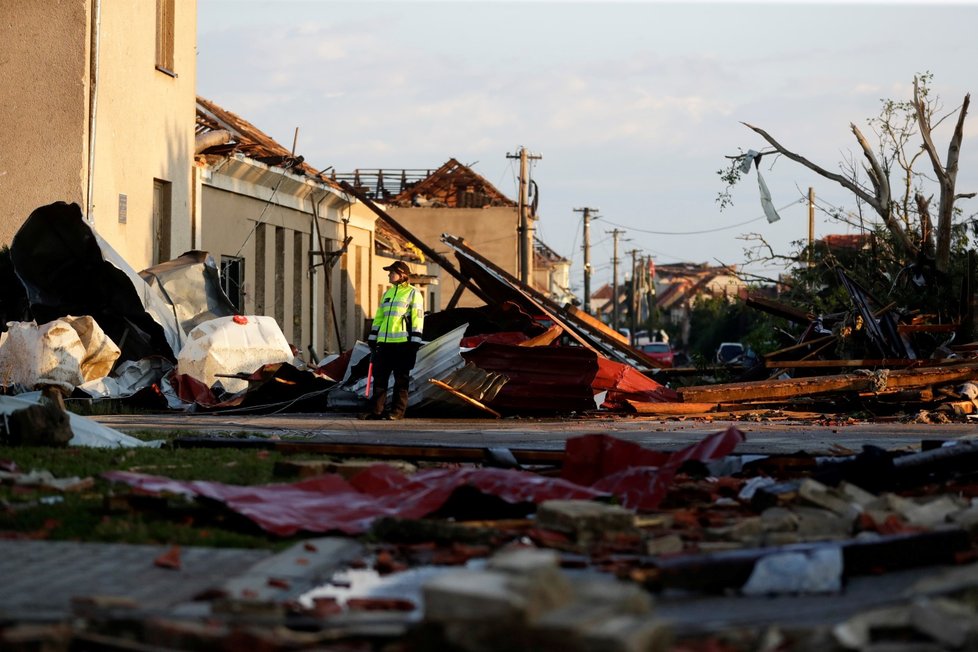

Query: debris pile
<box><xmin>0</xmin><ymin>202</ymin><xmax>680</xmax><ymax>423</ymax></box>
<box><xmin>8</xmin><ymin>424</ymin><xmax>978</xmax><ymax>650</ymax></box>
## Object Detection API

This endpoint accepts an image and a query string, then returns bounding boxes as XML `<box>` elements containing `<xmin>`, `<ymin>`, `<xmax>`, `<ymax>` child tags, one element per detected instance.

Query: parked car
<box><xmin>640</xmin><ymin>341</ymin><xmax>674</xmax><ymax>367</ymax></box>
<box><xmin>715</xmin><ymin>342</ymin><xmax>745</xmax><ymax>366</ymax></box>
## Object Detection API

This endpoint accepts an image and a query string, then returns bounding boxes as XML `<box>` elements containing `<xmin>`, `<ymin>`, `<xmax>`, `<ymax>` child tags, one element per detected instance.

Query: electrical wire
<box><xmin>599</xmin><ymin>198</ymin><xmax>805</xmax><ymax>236</ymax></box>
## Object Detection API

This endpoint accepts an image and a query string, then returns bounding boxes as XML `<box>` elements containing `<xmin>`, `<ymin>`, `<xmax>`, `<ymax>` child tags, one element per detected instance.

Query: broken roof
<box><xmin>384</xmin><ymin>159</ymin><xmax>516</xmax><ymax>208</ymax></box>
<box><xmin>534</xmin><ymin>237</ymin><xmax>569</xmax><ymax>265</ymax></box>
<box><xmin>196</xmin><ymin>97</ymin><xmax>420</xmax><ymax>263</ymax></box>
<box><xmin>195</xmin><ymin>96</ymin><xmax>340</xmax><ymax>190</ymax></box>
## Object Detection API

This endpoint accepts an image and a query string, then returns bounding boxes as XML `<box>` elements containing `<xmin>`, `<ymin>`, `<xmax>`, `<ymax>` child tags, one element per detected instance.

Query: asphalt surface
<box><xmin>92</xmin><ymin>411</ymin><xmax>978</xmax><ymax>455</ymax></box>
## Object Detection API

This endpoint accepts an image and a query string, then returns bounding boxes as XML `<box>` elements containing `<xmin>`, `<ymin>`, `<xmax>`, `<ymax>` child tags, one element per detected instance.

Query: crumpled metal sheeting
<box><xmin>101</xmin><ymin>429</ymin><xmax>745</xmax><ymax>534</ymax></box>
<box><xmin>10</xmin><ymin>202</ymin><xmax>182</xmax><ymax>363</ymax></box>
<box><xmin>138</xmin><ymin>251</ymin><xmax>238</xmax><ymax>336</ymax></box>
<box><xmin>434</xmin><ymin>362</ymin><xmax>509</xmax><ymax>404</ymax></box>
<box><xmin>462</xmin><ymin>342</ymin><xmax>598</xmax><ymax>415</ymax></box>
<box><xmin>593</xmin><ymin>356</ymin><xmax>678</xmax><ymax>408</ymax></box>
<box><xmin>562</xmin><ymin>427</ymin><xmax>747</xmax><ymax>511</ymax></box>
<box><xmin>103</xmin><ymin>465</ymin><xmax>607</xmax><ymax>536</ymax></box>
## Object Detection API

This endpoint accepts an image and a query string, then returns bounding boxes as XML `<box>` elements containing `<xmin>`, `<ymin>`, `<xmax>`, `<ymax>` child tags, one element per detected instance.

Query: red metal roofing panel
<box><xmin>462</xmin><ymin>342</ymin><xmax>598</xmax><ymax>415</ymax></box>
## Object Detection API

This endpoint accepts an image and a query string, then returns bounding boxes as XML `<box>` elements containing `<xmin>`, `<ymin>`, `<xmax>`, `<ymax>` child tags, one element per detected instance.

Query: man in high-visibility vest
<box><xmin>359</xmin><ymin>260</ymin><xmax>425</xmax><ymax>420</ymax></box>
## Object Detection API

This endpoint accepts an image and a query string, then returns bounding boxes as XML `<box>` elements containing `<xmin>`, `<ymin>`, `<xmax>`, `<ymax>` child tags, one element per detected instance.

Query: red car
<box><xmin>639</xmin><ymin>341</ymin><xmax>674</xmax><ymax>367</ymax></box>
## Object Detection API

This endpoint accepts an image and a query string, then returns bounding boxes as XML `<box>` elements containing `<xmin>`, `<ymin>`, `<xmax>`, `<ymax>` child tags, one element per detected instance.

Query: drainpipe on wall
<box><xmin>85</xmin><ymin>0</ymin><xmax>102</xmax><ymax>224</ymax></box>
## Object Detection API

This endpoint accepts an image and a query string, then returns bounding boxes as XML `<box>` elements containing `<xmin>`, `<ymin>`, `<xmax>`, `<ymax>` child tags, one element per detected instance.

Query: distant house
<box><xmin>194</xmin><ymin>97</ymin><xmax>423</xmax><ymax>358</ymax></box>
<box><xmin>0</xmin><ymin>1</ymin><xmax>197</xmax><ymax>268</ymax></box>
<box><xmin>534</xmin><ymin>238</ymin><xmax>574</xmax><ymax>306</ymax></box>
<box><xmin>591</xmin><ymin>262</ymin><xmax>747</xmax><ymax>346</ymax></box>
<box><xmin>654</xmin><ymin>263</ymin><xmax>746</xmax><ymax>345</ymax></box>
<box><xmin>332</xmin><ymin>160</ymin><xmax>574</xmax><ymax>310</ymax></box>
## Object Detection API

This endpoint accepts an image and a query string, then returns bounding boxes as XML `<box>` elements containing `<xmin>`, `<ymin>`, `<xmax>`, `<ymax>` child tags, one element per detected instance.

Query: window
<box><xmin>220</xmin><ymin>256</ymin><xmax>245</xmax><ymax>311</ymax></box>
<box><xmin>155</xmin><ymin>0</ymin><xmax>175</xmax><ymax>75</ymax></box>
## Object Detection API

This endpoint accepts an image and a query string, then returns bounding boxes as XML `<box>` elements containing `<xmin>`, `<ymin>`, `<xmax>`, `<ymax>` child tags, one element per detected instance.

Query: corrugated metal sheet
<box><xmin>435</xmin><ymin>362</ymin><xmax>510</xmax><ymax>403</ymax></box>
<box><xmin>462</xmin><ymin>342</ymin><xmax>597</xmax><ymax>415</ymax></box>
<box><xmin>326</xmin><ymin>324</ymin><xmax>467</xmax><ymax>412</ymax></box>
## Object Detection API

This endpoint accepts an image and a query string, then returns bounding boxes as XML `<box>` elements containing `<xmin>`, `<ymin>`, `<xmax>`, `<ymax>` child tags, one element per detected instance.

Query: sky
<box><xmin>196</xmin><ymin>0</ymin><xmax>978</xmax><ymax>295</ymax></box>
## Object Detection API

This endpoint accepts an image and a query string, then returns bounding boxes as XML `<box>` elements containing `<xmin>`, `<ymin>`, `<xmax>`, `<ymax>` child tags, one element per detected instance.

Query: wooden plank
<box><xmin>766</xmin><ymin>359</ymin><xmax>922</xmax><ymax>369</ymax></box>
<box><xmin>678</xmin><ymin>362</ymin><xmax>978</xmax><ymax>403</ymax></box>
<box><xmin>565</xmin><ymin>305</ymin><xmax>629</xmax><ymax>344</ymax></box>
<box><xmin>627</xmin><ymin>401</ymin><xmax>719</xmax><ymax>415</ymax></box>
<box><xmin>763</xmin><ymin>334</ymin><xmax>834</xmax><ymax>360</ymax></box>
<box><xmin>897</xmin><ymin>323</ymin><xmax>958</xmax><ymax>333</ymax></box>
<box><xmin>745</xmin><ymin>293</ymin><xmax>813</xmax><ymax>323</ymax></box>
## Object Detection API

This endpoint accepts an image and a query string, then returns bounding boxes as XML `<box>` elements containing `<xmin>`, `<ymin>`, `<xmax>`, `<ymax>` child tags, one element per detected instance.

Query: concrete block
<box><xmin>645</xmin><ymin>534</ymin><xmax>683</xmax><ymax>556</ymax></box>
<box><xmin>486</xmin><ymin>546</ymin><xmax>560</xmax><ymax>575</ymax></box>
<box><xmin>533</xmin><ymin>603</ymin><xmax>625</xmax><ymax>652</ymax></box>
<box><xmin>798</xmin><ymin>478</ymin><xmax>861</xmax><ymax>520</ymax></box>
<box><xmin>572</xmin><ymin>576</ymin><xmax>653</xmax><ymax>613</ymax></box>
<box><xmin>838</xmin><ymin>481</ymin><xmax>877</xmax><ymax>508</ymax></box>
<box><xmin>536</xmin><ymin>500</ymin><xmax>636</xmax><ymax>544</ymax></box>
<box><xmin>792</xmin><ymin>506</ymin><xmax>853</xmax><ymax>539</ymax></box>
<box><xmin>423</xmin><ymin>569</ymin><xmax>532</xmax><ymax>625</ymax></box>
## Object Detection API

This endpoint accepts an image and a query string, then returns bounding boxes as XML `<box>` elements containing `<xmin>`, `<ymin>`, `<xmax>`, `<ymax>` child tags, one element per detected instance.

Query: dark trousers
<box><xmin>369</xmin><ymin>343</ymin><xmax>417</xmax><ymax>417</ymax></box>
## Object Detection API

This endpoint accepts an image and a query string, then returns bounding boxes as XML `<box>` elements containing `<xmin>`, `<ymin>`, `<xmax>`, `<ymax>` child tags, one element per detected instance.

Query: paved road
<box><xmin>92</xmin><ymin>412</ymin><xmax>978</xmax><ymax>454</ymax></box>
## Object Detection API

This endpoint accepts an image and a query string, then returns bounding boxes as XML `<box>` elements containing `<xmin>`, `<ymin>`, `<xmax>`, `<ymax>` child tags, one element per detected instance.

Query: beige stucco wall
<box><xmin>387</xmin><ymin>206</ymin><xmax>519</xmax><ymax>308</ymax></box>
<box><xmin>0</xmin><ymin>0</ymin><xmax>196</xmax><ymax>270</ymax></box>
<box><xmin>90</xmin><ymin>0</ymin><xmax>196</xmax><ymax>269</ymax></box>
<box><xmin>0</xmin><ymin>0</ymin><xmax>90</xmax><ymax>244</ymax></box>
<box><xmin>200</xmin><ymin>160</ymin><xmax>382</xmax><ymax>357</ymax></box>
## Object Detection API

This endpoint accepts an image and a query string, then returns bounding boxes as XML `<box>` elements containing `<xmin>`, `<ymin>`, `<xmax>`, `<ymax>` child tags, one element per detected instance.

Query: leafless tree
<box><xmin>720</xmin><ymin>75</ymin><xmax>973</xmax><ymax>273</ymax></box>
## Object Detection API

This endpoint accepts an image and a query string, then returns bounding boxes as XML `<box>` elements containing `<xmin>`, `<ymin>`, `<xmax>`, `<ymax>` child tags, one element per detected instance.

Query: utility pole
<box><xmin>808</xmin><ymin>187</ymin><xmax>815</xmax><ymax>268</ymax></box>
<box><xmin>609</xmin><ymin>228</ymin><xmax>625</xmax><ymax>331</ymax></box>
<box><xmin>627</xmin><ymin>248</ymin><xmax>641</xmax><ymax>340</ymax></box>
<box><xmin>507</xmin><ymin>147</ymin><xmax>542</xmax><ymax>284</ymax></box>
<box><xmin>645</xmin><ymin>255</ymin><xmax>656</xmax><ymax>332</ymax></box>
<box><xmin>574</xmin><ymin>207</ymin><xmax>598</xmax><ymax>313</ymax></box>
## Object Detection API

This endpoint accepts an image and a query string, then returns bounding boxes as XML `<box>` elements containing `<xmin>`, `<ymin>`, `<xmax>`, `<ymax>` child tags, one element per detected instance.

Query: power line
<box><xmin>600</xmin><ymin>198</ymin><xmax>805</xmax><ymax>236</ymax></box>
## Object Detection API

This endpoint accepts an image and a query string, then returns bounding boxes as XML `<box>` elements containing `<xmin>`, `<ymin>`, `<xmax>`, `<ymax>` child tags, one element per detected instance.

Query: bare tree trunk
<box><xmin>742</xmin><ymin>122</ymin><xmax>917</xmax><ymax>259</ymax></box>
<box><xmin>915</xmin><ymin>193</ymin><xmax>934</xmax><ymax>258</ymax></box>
<box><xmin>914</xmin><ymin>78</ymin><xmax>973</xmax><ymax>272</ymax></box>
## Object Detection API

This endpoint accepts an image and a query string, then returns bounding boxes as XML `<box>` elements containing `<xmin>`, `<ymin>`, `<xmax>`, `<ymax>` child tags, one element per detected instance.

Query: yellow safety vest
<box><xmin>368</xmin><ymin>282</ymin><xmax>424</xmax><ymax>345</ymax></box>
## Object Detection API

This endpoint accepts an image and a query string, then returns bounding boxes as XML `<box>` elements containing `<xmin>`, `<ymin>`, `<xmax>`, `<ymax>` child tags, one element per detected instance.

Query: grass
<box><xmin>0</xmin><ymin>436</ymin><xmax>328</xmax><ymax>550</ymax></box>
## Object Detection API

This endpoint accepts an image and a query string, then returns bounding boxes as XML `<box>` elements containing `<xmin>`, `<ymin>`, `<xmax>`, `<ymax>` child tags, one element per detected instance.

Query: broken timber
<box><xmin>678</xmin><ymin>361</ymin><xmax>978</xmax><ymax>404</ymax></box>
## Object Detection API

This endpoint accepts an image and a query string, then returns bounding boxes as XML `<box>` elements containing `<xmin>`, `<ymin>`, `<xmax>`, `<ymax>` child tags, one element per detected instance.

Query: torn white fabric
<box><xmin>756</xmin><ymin>168</ymin><xmax>782</xmax><ymax>223</ymax></box>
<box><xmin>0</xmin><ymin>318</ymin><xmax>120</xmax><ymax>393</ymax></box>
<box><xmin>739</xmin><ymin>149</ymin><xmax>760</xmax><ymax>174</ymax></box>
